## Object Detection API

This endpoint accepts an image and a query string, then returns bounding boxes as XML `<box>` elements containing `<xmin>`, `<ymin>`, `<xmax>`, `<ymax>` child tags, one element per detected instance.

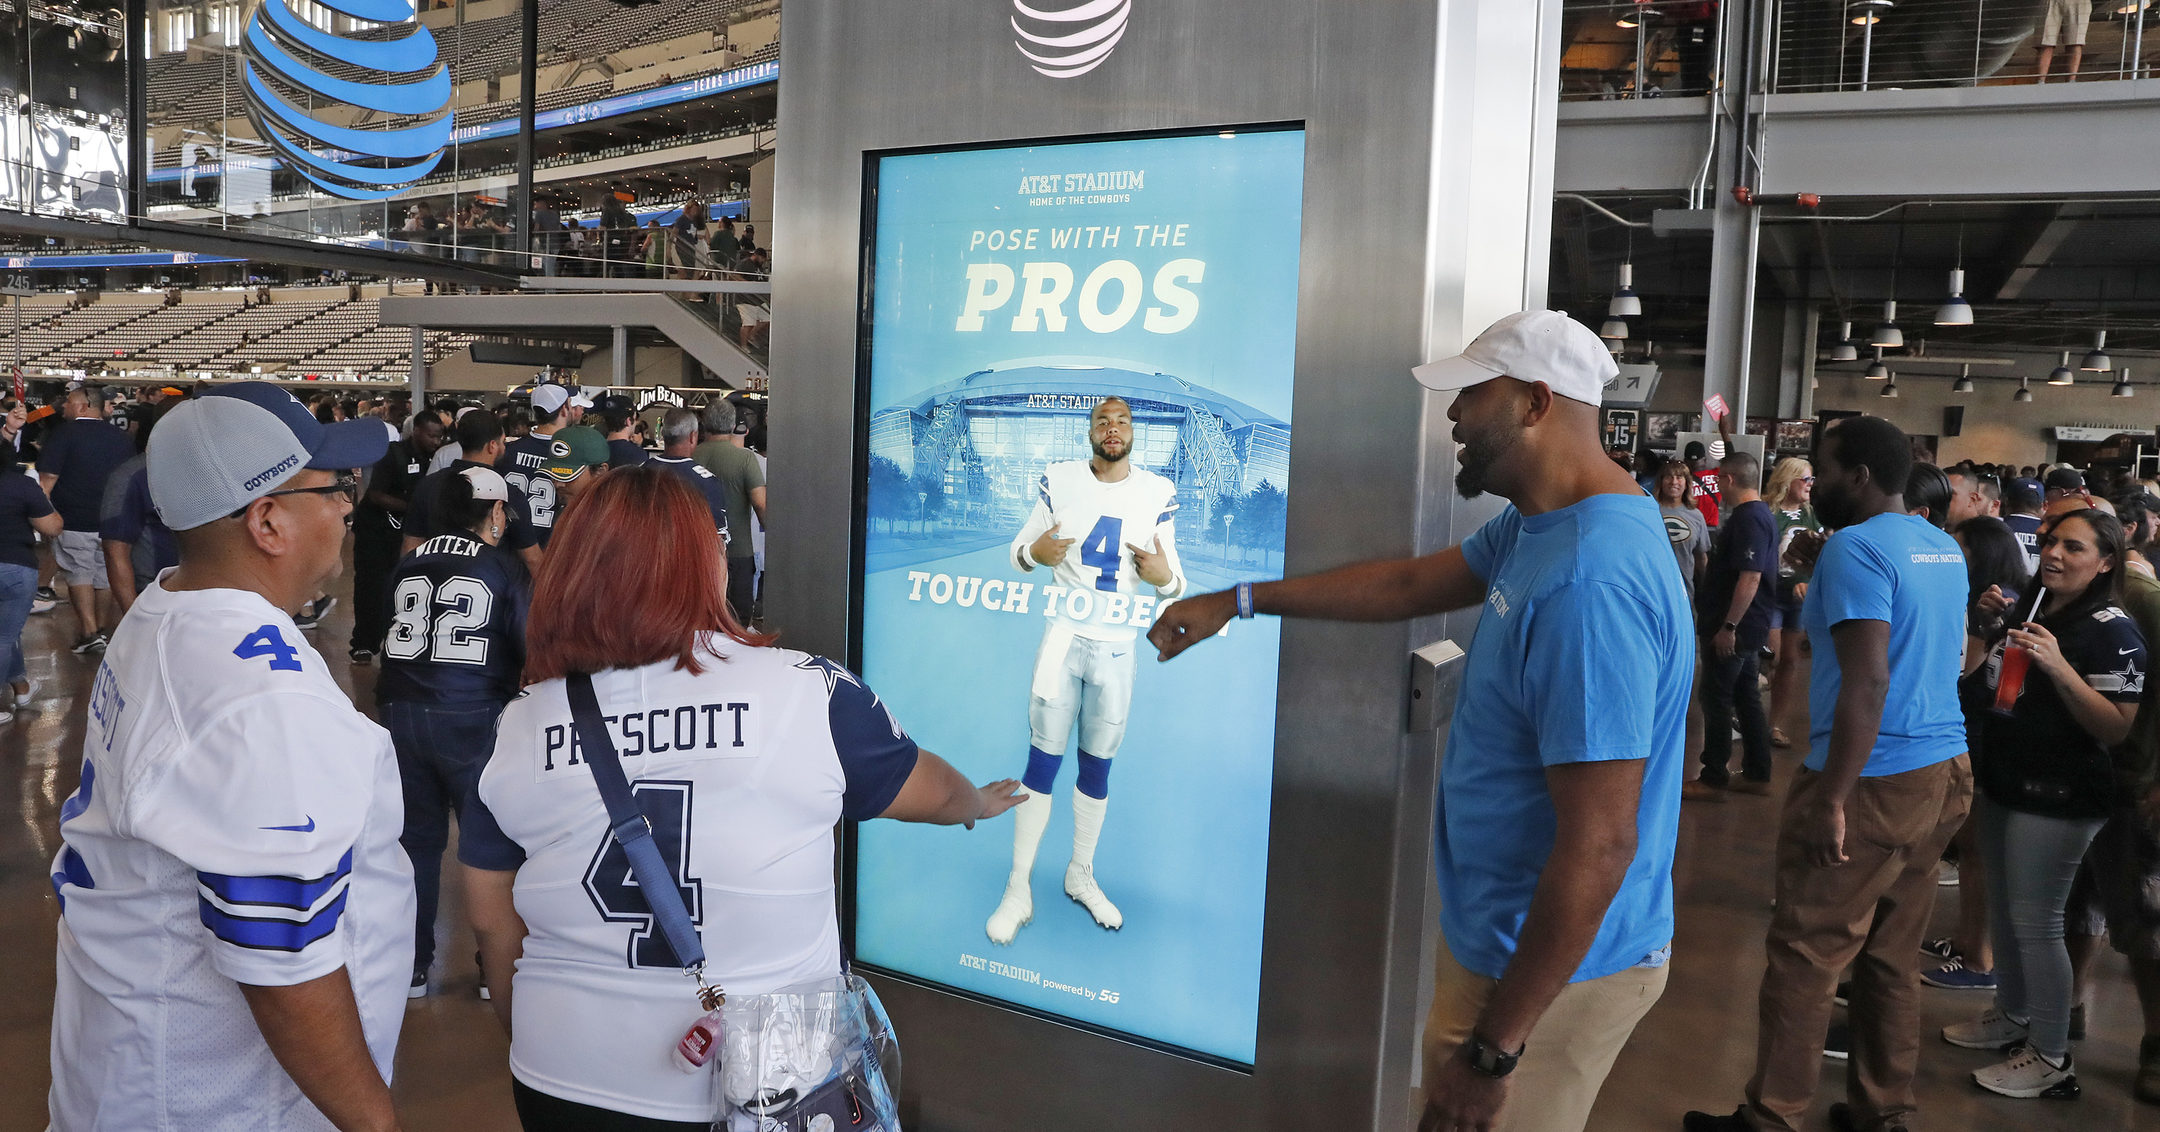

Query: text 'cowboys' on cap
<box><xmin>1411</xmin><ymin>310</ymin><xmax>1618</xmax><ymax>406</ymax></box>
<box><xmin>148</xmin><ymin>381</ymin><xmax>389</xmax><ymax>530</ymax></box>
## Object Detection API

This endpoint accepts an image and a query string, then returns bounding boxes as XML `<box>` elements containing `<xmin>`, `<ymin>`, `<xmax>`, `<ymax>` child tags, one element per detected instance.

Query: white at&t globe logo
<box><xmin>1010</xmin><ymin>0</ymin><xmax>1132</xmax><ymax>78</ymax></box>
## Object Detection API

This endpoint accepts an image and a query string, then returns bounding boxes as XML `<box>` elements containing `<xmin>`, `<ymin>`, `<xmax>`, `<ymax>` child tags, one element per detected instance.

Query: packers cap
<box><xmin>535</xmin><ymin>425</ymin><xmax>610</xmax><ymax>482</ymax></box>
<box><xmin>1411</xmin><ymin>310</ymin><xmax>1618</xmax><ymax>407</ymax></box>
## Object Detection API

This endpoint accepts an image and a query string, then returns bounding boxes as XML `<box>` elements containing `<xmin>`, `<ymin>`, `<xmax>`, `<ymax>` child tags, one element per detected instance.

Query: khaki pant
<box><xmin>1745</xmin><ymin>754</ymin><xmax>1972</xmax><ymax>1132</ymax></box>
<box><xmin>1423</xmin><ymin>940</ymin><xmax>1668</xmax><ymax>1132</ymax></box>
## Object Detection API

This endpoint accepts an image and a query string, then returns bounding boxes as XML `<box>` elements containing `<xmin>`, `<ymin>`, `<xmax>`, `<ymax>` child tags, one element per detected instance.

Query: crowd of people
<box><xmin>37</xmin><ymin>308</ymin><xmax>2160</xmax><ymax>1132</ymax></box>
<box><xmin>395</xmin><ymin>196</ymin><xmax>771</xmax><ymax>286</ymax></box>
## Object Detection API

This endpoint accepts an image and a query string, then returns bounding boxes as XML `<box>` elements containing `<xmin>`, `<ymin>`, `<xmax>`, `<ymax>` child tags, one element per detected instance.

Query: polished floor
<box><xmin>5</xmin><ymin>573</ymin><xmax>2160</xmax><ymax>1130</ymax></box>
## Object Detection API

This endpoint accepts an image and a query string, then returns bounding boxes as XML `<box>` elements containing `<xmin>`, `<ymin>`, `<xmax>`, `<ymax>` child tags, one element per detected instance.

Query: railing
<box><xmin>1561</xmin><ymin>0</ymin><xmax>1724</xmax><ymax>100</ymax></box>
<box><xmin>1771</xmin><ymin>0</ymin><xmax>2153</xmax><ymax>93</ymax></box>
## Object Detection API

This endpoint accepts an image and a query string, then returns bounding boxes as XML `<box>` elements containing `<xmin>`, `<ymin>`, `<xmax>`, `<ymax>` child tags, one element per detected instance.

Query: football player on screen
<box><xmin>987</xmin><ymin>396</ymin><xmax>1187</xmax><ymax>944</ymax></box>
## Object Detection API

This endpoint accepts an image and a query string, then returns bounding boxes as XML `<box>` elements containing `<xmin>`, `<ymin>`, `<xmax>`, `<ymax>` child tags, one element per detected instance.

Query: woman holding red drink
<box><xmin>1946</xmin><ymin>508</ymin><xmax>2147</xmax><ymax>1100</ymax></box>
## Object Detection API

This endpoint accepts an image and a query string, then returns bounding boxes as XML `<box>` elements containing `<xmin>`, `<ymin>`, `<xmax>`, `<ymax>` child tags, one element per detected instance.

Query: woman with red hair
<box><xmin>456</xmin><ymin>466</ymin><xmax>1023</xmax><ymax>1131</ymax></box>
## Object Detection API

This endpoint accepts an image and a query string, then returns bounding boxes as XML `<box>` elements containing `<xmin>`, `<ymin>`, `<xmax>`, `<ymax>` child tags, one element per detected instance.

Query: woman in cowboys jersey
<box><xmin>377</xmin><ymin>466</ymin><xmax>534</xmax><ymax>998</ymax></box>
<box><xmin>458</xmin><ymin>467</ymin><xmax>1023</xmax><ymax>1130</ymax></box>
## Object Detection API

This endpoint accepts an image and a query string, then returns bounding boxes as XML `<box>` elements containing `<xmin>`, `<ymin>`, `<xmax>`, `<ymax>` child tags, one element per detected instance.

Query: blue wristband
<box><xmin>1235</xmin><ymin>581</ymin><xmax>1255</xmax><ymax>619</ymax></box>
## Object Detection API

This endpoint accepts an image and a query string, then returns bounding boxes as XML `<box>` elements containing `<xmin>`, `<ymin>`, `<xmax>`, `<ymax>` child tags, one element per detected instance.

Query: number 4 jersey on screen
<box><xmin>853</xmin><ymin>126</ymin><xmax>1305</xmax><ymax>1066</ymax></box>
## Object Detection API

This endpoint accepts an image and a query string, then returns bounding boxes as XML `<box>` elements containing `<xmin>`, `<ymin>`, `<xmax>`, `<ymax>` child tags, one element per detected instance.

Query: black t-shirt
<box><xmin>1970</xmin><ymin>601</ymin><xmax>2148</xmax><ymax>819</ymax></box>
<box><xmin>408</xmin><ymin>459</ymin><xmax>537</xmax><ymax>552</ymax></box>
<box><xmin>649</xmin><ymin>456</ymin><xmax>731</xmax><ymax>542</ymax></box>
<box><xmin>37</xmin><ymin>417</ymin><xmax>136</xmax><ymax>532</ymax></box>
<box><xmin>375</xmin><ymin>534</ymin><xmax>532</xmax><ymax>707</ymax></box>
<box><xmin>355</xmin><ymin>440</ymin><xmax>430</xmax><ymax>538</ymax></box>
<box><xmin>607</xmin><ymin>438</ymin><xmax>650</xmax><ymax>469</ymax></box>
<box><xmin>0</xmin><ymin>470</ymin><xmax>55</xmax><ymax>569</ymax></box>
<box><xmin>1697</xmin><ymin>498</ymin><xmax>1777</xmax><ymax>646</ymax></box>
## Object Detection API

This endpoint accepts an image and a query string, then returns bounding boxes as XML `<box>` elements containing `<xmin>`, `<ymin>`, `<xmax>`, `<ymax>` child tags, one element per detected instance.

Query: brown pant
<box><xmin>1745</xmin><ymin>754</ymin><xmax>1973</xmax><ymax>1132</ymax></box>
<box><xmin>1424</xmin><ymin>940</ymin><xmax>1668</xmax><ymax>1132</ymax></box>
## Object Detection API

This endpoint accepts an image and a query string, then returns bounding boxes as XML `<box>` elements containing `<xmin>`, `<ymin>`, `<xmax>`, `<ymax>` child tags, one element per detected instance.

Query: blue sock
<box><xmin>1076</xmin><ymin>751</ymin><xmax>1111</xmax><ymax>799</ymax></box>
<box><xmin>1023</xmin><ymin>746</ymin><xmax>1063</xmax><ymax>794</ymax></box>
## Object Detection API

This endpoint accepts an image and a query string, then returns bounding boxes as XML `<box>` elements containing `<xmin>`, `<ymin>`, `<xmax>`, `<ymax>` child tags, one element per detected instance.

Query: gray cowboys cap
<box><xmin>149</xmin><ymin>385</ymin><xmax>389</xmax><ymax>530</ymax></box>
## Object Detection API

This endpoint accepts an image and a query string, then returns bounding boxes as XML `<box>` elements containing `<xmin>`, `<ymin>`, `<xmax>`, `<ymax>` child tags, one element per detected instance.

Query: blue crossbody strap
<box><xmin>566</xmin><ymin>672</ymin><xmax>707</xmax><ymax>974</ymax></box>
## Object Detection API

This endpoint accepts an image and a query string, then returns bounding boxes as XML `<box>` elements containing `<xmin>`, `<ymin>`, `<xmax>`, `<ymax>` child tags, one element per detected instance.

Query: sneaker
<box><xmin>1824</xmin><ymin>1020</ymin><xmax>1850</xmax><ymax>1060</ymax></box>
<box><xmin>1972</xmin><ymin>1043</ymin><xmax>2080</xmax><ymax>1099</ymax></box>
<box><xmin>293</xmin><ymin>596</ymin><xmax>334</xmax><ymax>630</ymax></box>
<box><xmin>409</xmin><ymin>970</ymin><xmax>428</xmax><ymax>999</ymax></box>
<box><xmin>1680</xmin><ymin>1107</ymin><xmax>1751</xmax><ymax>1132</ymax></box>
<box><xmin>11</xmin><ymin>680</ymin><xmax>35</xmax><ymax>712</ymax></box>
<box><xmin>1683</xmin><ymin>779</ymin><xmax>1729</xmax><ymax>802</ymax></box>
<box><xmin>29</xmin><ymin>597</ymin><xmax>54</xmax><ymax>615</ymax></box>
<box><xmin>2136</xmin><ymin>1034</ymin><xmax>2160</xmax><ymax>1104</ymax></box>
<box><xmin>1945</xmin><ymin>1005</ymin><xmax>2029</xmax><ymax>1050</ymax></box>
<box><xmin>71</xmin><ymin>633</ymin><xmax>107</xmax><ymax>655</ymax></box>
<box><xmin>1937</xmin><ymin>860</ymin><xmax>1960</xmax><ymax>886</ymax></box>
<box><xmin>1921</xmin><ymin>937</ymin><xmax>1960</xmax><ymax>961</ymax></box>
<box><xmin>985</xmin><ymin>878</ymin><xmax>1033</xmax><ymax>944</ymax></box>
<box><xmin>1835</xmin><ymin>981</ymin><xmax>1851</xmax><ymax>1007</ymax></box>
<box><xmin>1064</xmin><ymin>862</ymin><xmax>1123</xmax><ymax>930</ymax></box>
<box><xmin>36</xmin><ymin>586</ymin><xmax>59</xmax><ymax>603</ymax></box>
<box><xmin>1730</xmin><ymin>777</ymin><xmax>1773</xmax><ymax>796</ymax></box>
<box><xmin>1828</xmin><ymin>1102</ymin><xmax>1909</xmax><ymax>1132</ymax></box>
<box><xmin>1921</xmin><ymin>958</ymin><xmax>1998</xmax><ymax>991</ymax></box>
<box><xmin>348</xmin><ymin>647</ymin><xmax>374</xmax><ymax>665</ymax></box>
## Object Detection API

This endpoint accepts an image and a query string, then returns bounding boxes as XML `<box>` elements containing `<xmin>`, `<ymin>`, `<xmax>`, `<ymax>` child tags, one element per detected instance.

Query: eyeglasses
<box><xmin>1802</xmin><ymin>476</ymin><xmax>1816</xmax><ymax>484</ymax></box>
<box><xmin>228</xmin><ymin>473</ymin><xmax>357</xmax><ymax>518</ymax></box>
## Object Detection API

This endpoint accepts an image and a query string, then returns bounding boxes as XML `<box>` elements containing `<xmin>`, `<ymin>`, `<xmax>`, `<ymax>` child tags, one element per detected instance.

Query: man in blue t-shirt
<box><xmin>1685</xmin><ymin>416</ymin><xmax>1972</xmax><ymax>1132</ymax></box>
<box><xmin>1685</xmin><ymin>450</ymin><xmax>1778</xmax><ymax>797</ymax></box>
<box><xmin>1150</xmin><ymin>311</ymin><xmax>1690</xmax><ymax>1132</ymax></box>
<box><xmin>37</xmin><ymin>386</ymin><xmax>136</xmax><ymax>653</ymax></box>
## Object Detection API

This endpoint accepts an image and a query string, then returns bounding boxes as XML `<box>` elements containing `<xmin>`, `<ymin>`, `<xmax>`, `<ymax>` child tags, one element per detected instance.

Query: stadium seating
<box><xmin>11</xmin><ymin>290</ymin><xmax>475</xmax><ymax>381</ymax></box>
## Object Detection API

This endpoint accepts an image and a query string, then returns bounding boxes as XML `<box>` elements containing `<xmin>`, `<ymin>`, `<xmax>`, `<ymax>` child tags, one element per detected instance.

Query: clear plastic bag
<box><xmin>716</xmin><ymin>973</ymin><xmax>901</xmax><ymax>1132</ymax></box>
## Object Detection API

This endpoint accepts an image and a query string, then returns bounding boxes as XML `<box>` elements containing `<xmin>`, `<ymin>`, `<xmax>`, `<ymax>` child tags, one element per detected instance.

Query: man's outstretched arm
<box><xmin>1149</xmin><ymin>546</ymin><xmax>1486</xmax><ymax>660</ymax></box>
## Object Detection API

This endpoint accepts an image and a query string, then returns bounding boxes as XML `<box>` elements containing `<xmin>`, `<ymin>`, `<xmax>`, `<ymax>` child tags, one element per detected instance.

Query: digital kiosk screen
<box><xmin>852</xmin><ymin>126</ymin><xmax>1305</xmax><ymax>1066</ymax></box>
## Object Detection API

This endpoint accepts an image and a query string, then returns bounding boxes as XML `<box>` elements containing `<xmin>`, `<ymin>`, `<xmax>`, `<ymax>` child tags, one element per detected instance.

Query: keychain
<box><xmin>673</xmin><ymin>973</ymin><xmax>728</xmax><ymax>1072</ymax></box>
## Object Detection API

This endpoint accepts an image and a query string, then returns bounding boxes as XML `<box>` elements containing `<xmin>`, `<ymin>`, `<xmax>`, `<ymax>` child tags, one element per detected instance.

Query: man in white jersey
<box><xmin>987</xmin><ymin>395</ymin><xmax>1187</xmax><ymax>943</ymax></box>
<box><xmin>48</xmin><ymin>382</ymin><xmax>415</xmax><ymax>1132</ymax></box>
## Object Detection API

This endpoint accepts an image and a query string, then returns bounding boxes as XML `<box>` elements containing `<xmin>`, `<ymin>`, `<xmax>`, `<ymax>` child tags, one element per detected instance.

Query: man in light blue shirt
<box><xmin>1151</xmin><ymin>310</ymin><xmax>1691</xmax><ymax>1132</ymax></box>
<box><xmin>1685</xmin><ymin>415</ymin><xmax>1972</xmax><ymax>1132</ymax></box>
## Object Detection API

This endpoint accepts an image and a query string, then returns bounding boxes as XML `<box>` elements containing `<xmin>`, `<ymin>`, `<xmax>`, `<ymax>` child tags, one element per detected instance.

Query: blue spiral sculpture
<box><xmin>239</xmin><ymin>0</ymin><xmax>452</xmax><ymax>201</ymax></box>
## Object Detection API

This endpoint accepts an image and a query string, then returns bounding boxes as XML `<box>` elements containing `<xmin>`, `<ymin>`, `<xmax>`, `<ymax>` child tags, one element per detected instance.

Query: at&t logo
<box><xmin>239</xmin><ymin>0</ymin><xmax>453</xmax><ymax>201</ymax></box>
<box><xmin>1010</xmin><ymin>0</ymin><xmax>1132</xmax><ymax>78</ymax></box>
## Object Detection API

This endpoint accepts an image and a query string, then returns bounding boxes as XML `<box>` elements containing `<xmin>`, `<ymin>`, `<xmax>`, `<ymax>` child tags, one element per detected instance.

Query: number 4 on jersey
<box><xmin>234</xmin><ymin>625</ymin><xmax>302</xmax><ymax>672</ymax></box>
<box><xmin>1078</xmin><ymin>515</ymin><xmax>1124</xmax><ymax>592</ymax></box>
<box><xmin>582</xmin><ymin>780</ymin><xmax>704</xmax><ymax>969</ymax></box>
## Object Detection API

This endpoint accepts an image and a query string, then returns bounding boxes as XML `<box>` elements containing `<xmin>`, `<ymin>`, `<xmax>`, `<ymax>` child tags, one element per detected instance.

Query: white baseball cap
<box><xmin>1411</xmin><ymin>310</ymin><xmax>1618</xmax><ymax>406</ymax></box>
<box><xmin>531</xmin><ymin>384</ymin><xmax>570</xmax><ymax>414</ymax></box>
<box><xmin>459</xmin><ymin>465</ymin><xmax>510</xmax><ymax>502</ymax></box>
<box><xmin>568</xmin><ymin>389</ymin><xmax>595</xmax><ymax>409</ymax></box>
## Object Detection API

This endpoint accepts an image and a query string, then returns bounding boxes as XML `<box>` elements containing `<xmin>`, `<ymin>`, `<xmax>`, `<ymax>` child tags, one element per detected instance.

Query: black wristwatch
<box><xmin>1721</xmin><ymin>621</ymin><xmax>1739</xmax><ymax>633</ymax></box>
<box><xmin>1462</xmin><ymin>1032</ymin><xmax>1524</xmax><ymax>1079</ymax></box>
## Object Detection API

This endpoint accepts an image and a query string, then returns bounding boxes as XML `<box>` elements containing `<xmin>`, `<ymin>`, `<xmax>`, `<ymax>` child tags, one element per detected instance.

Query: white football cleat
<box><xmin>986</xmin><ymin>879</ymin><xmax>1033</xmax><ymax>944</ymax></box>
<box><xmin>1064</xmin><ymin>863</ymin><xmax>1123</xmax><ymax>931</ymax></box>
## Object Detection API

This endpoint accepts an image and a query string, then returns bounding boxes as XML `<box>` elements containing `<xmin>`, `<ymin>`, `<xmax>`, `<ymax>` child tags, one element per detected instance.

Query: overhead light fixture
<box><xmin>2118</xmin><ymin>0</ymin><xmax>2150</xmax><ymax>14</ymax></box>
<box><xmin>1865</xmin><ymin>349</ymin><xmax>1890</xmax><ymax>379</ymax></box>
<box><xmin>2082</xmin><ymin>329</ymin><xmax>2112</xmax><ymax>371</ymax></box>
<box><xmin>1952</xmin><ymin>364</ymin><xmax>1974</xmax><ymax>394</ymax></box>
<box><xmin>2048</xmin><ymin>350</ymin><xmax>2075</xmax><ymax>385</ymax></box>
<box><xmin>2115</xmin><ymin>368</ymin><xmax>2136</xmax><ymax>398</ymax></box>
<box><xmin>1935</xmin><ymin>267</ymin><xmax>1973</xmax><ymax>325</ymax></box>
<box><xmin>1599</xmin><ymin>318</ymin><xmax>1629</xmax><ymax>340</ymax></box>
<box><xmin>1830</xmin><ymin>319</ymin><xmax>1859</xmax><ymax>362</ymax></box>
<box><xmin>1850</xmin><ymin>0</ymin><xmax>1893</xmax><ymax>24</ymax></box>
<box><xmin>1870</xmin><ymin>300</ymin><xmax>1903</xmax><ymax>348</ymax></box>
<box><xmin>1881</xmin><ymin>377</ymin><xmax>1899</xmax><ymax>398</ymax></box>
<box><xmin>2014</xmin><ymin>376</ymin><xmax>2034</xmax><ymax>403</ymax></box>
<box><xmin>1608</xmin><ymin>262</ymin><xmax>1641</xmax><ymax>318</ymax></box>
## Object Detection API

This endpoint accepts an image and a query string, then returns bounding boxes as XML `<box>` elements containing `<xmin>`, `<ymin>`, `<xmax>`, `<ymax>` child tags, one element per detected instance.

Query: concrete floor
<box><xmin>6</xmin><ymin>571</ymin><xmax>2160</xmax><ymax>1131</ymax></box>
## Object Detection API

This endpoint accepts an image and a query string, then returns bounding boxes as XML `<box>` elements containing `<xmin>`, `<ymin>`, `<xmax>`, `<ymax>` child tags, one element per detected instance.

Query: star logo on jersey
<box><xmin>260</xmin><ymin>816</ymin><xmax>317</xmax><ymax>833</ymax></box>
<box><xmin>795</xmin><ymin>656</ymin><xmax>905</xmax><ymax>739</ymax></box>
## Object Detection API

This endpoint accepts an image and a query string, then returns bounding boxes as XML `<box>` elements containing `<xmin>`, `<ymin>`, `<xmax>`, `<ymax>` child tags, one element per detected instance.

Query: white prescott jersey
<box><xmin>48</xmin><ymin>577</ymin><xmax>416</xmax><ymax>1132</ymax></box>
<box><xmin>1009</xmin><ymin>460</ymin><xmax>1188</xmax><ymax>642</ymax></box>
<box><xmin>461</xmin><ymin>645</ymin><xmax>918</xmax><ymax>1123</ymax></box>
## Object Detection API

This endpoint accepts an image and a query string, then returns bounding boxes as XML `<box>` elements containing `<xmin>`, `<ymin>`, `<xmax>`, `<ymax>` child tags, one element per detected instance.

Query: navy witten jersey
<box><xmin>376</xmin><ymin>533</ymin><xmax>533</xmax><ymax>706</ymax></box>
<box><xmin>648</xmin><ymin>455</ymin><xmax>731</xmax><ymax>543</ymax></box>
<box><xmin>499</xmin><ymin>433</ymin><xmax>569</xmax><ymax>544</ymax></box>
